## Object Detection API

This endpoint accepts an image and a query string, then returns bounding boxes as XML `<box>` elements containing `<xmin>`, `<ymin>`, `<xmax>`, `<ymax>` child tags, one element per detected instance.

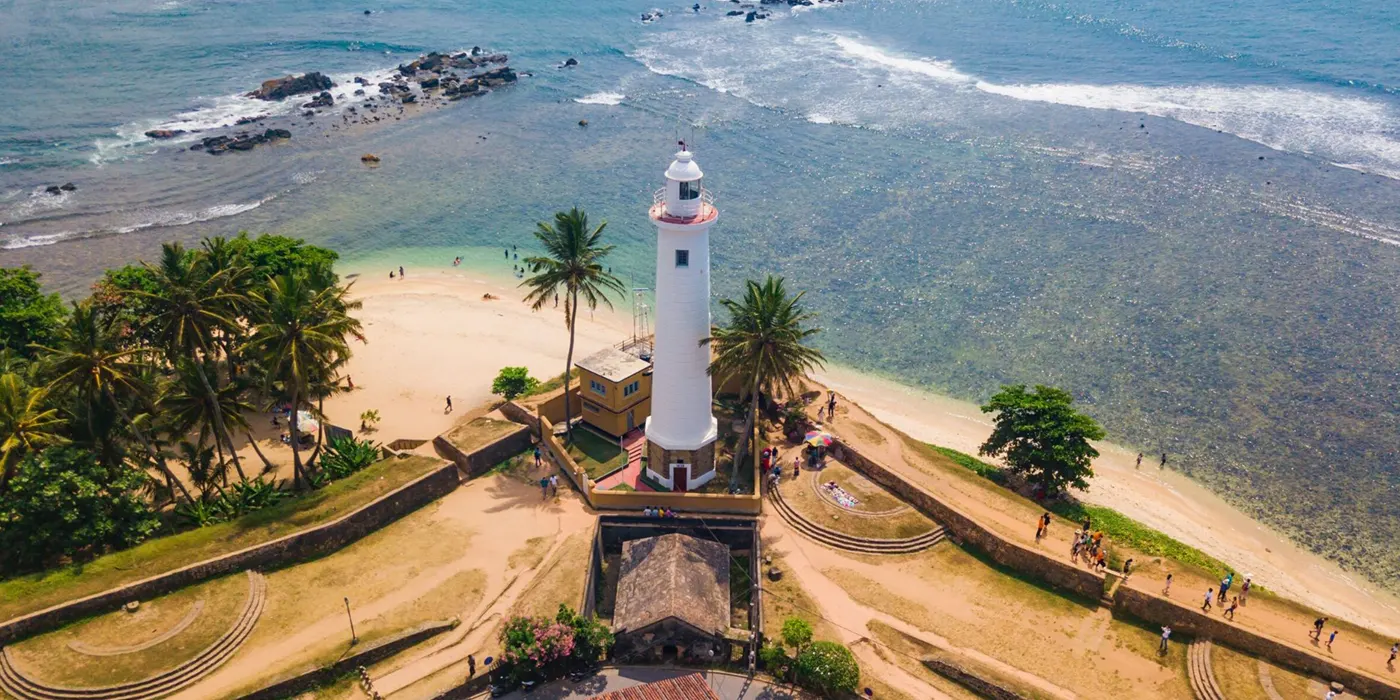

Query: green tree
<box><xmin>243</xmin><ymin>274</ymin><xmax>362</xmax><ymax>489</ymax></box>
<box><xmin>135</xmin><ymin>243</ymin><xmax>250</xmax><ymax>482</ymax></box>
<box><xmin>159</xmin><ymin>363</ymin><xmax>261</xmax><ymax>483</ymax></box>
<box><xmin>0</xmin><ymin>266</ymin><xmax>66</xmax><ymax>359</ymax></box>
<box><xmin>704</xmin><ymin>276</ymin><xmax>825</xmax><ymax>487</ymax></box>
<box><xmin>519</xmin><ymin>208</ymin><xmax>624</xmax><ymax>444</ymax></box>
<box><xmin>0</xmin><ymin>446</ymin><xmax>159</xmax><ymax>571</ymax></box>
<box><xmin>978</xmin><ymin>384</ymin><xmax>1106</xmax><ymax>496</ymax></box>
<box><xmin>0</xmin><ymin>372</ymin><xmax>67</xmax><ymax>492</ymax></box>
<box><xmin>555</xmin><ymin>603</ymin><xmax>613</xmax><ymax>666</ymax></box>
<box><xmin>795</xmin><ymin>640</ymin><xmax>860</xmax><ymax>698</ymax></box>
<box><xmin>229</xmin><ymin>232</ymin><xmax>339</xmax><ymax>286</ymax></box>
<box><xmin>781</xmin><ymin>617</ymin><xmax>813</xmax><ymax>653</ymax></box>
<box><xmin>492</xmin><ymin>366</ymin><xmax>540</xmax><ymax>400</ymax></box>
<box><xmin>36</xmin><ymin>302</ymin><xmax>195</xmax><ymax>501</ymax></box>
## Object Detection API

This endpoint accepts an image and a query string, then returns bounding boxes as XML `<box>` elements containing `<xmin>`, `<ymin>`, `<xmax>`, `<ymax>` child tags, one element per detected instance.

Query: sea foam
<box><xmin>575</xmin><ymin>92</ymin><xmax>626</xmax><ymax>106</ymax></box>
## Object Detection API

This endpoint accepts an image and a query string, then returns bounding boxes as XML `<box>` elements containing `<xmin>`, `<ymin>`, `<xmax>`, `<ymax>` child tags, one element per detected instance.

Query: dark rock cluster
<box><xmin>189</xmin><ymin>128</ymin><xmax>292</xmax><ymax>155</ymax></box>
<box><xmin>247</xmin><ymin>72</ymin><xmax>336</xmax><ymax>101</ymax></box>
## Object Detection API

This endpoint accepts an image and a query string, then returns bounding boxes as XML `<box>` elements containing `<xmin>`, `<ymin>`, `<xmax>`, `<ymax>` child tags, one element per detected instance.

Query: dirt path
<box><xmin>806</xmin><ymin>382</ymin><xmax>1400</xmax><ymax>682</ymax></box>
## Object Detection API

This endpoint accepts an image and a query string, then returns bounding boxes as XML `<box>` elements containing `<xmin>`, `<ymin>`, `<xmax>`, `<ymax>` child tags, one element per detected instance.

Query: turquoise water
<box><xmin>2</xmin><ymin>0</ymin><xmax>1399</xmax><ymax>587</ymax></box>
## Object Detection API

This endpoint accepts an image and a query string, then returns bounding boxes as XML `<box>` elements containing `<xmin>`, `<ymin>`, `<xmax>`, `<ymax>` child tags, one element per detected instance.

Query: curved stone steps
<box><xmin>768</xmin><ymin>484</ymin><xmax>945</xmax><ymax>554</ymax></box>
<box><xmin>1187</xmin><ymin>639</ymin><xmax>1226</xmax><ymax>700</ymax></box>
<box><xmin>0</xmin><ymin>571</ymin><xmax>267</xmax><ymax>700</ymax></box>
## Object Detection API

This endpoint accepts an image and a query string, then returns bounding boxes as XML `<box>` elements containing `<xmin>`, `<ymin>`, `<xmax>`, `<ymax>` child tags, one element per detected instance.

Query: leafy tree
<box><xmin>520</xmin><ymin>208</ymin><xmax>624</xmax><ymax>444</ymax></box>
<box><xmin>158</xmin><ymin>362</ymin><xmax>258</xmax><ymax>484</ymax></box>
<box><xmin>229</xmin><ymin>232</ymin><xmax>339</xmax><ymax>285</ymax></box>
<box><xmin>492</xmin><ymin>366</ymin><xmax>540</xmax><ymax>400</ymax></box>
<box><xmin>243</xmin><ymin>274</ymin><xmax>362</xmax><ymax>488</ymax></box>
<box><xmin>0</xmin><ymin>446</ymin><xmax>159</xmax><ymax>571</ymax></box>
<box><xmin>705</xmin><ymin>276</ymin><xmax>825</xmax><ymax>487</ymax></box>
<box><xmin>0</xmin><ymin>372</ymin><xmax>67</xmax><ymax>491</ymax></box>
<box><xmin>978</xmin><ymin>384</ymin><xmax>1106</xmax><ymax>496</ymax></box>
<box><xmin>781</xmin><ymin>617</ymin><xmax>813</xmax><ymax>653</ymax></box>
<box><xmin>500</xmin><ymin>612</ymin><xmax>578</xmax><ymax>682</ymax></box>
<box><xmin>0</xmin><ymin>266</ymin><xmax>66</xmax><ymax>359</ymax></box>
<box><xmin>555</xmin><ymin>604</ymin><xmax>612</xmax><ymax>667</ymax></box>
<box><xmin>795</xmin><ymin>640</ymin><xmax>860</xmax><ymax>698</ymax></box>
<box><xmin>135</xmin><ymin>242</ymin><xmax>250</xmax><ymax>481</ymax></box>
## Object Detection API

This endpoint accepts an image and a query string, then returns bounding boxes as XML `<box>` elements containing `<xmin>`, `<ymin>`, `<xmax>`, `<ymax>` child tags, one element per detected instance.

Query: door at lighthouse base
<box><xmin>671</xmin><ymin>464</ymin><xmax>689</xmax><ymax>492</ymax></box>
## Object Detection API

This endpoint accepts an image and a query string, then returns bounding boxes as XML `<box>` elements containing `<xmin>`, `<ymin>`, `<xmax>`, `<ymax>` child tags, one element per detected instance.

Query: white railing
<box><xmin>651</xmin><ymin>187</ymin><xmax>715</xmax><ymax>217</ymax></box>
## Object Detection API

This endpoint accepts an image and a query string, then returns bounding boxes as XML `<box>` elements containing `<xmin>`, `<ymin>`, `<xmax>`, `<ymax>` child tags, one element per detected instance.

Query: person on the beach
<box><xmin>504</xmin><ymin>248</ymin><xmax>509</xmax><ymax>259</ymax></box>
<box><xmin>445</xmin><ymin>395</ymin><xmax>453</xmax><ymax>413</ymax></box>
<box><xmin>1136</xmin><ymin>452</ymin><xmax>1143</xmax><ymax>469</ymax></box>
<box><xmin>1224</xmin><ymin>597</ymin><xmax>1239</xmax><ymax>620</ymax></box>
<box><xmin>347</xmin><ymin>375</ymin><xmax>354</xmax><ymax>390</ymax></box>
<box><xmin>1163</xmin><ymin>572</ymin><xmax>1173</xmax><ymax>596</ymax></box>
<box><xmin>793</xmin><ymin>455</ymin><xmax>800</xmax><ymax>480</ymax></box>
<box><xmin>1327</xmin><ymin>630</ymin><xmax>1338</xmax><ymax>651</ymax></box>
<box><xmin>1159</xmin><ymin>626</ymin><xmax>1172</xmax><ymax>654</ymax></box>
<box><xmin>399</xmin><ymin>265</ymin><xmax>405</xmax><ymax>278</ymax></box>
<box><xmin>1160</xmin><ymin>452</ymin><xmax>1167</xmax><ymax>468</ymax></box>
<box><xmin>1202</xmin><ymin>589</ymin><xmax>1213</xmax><ymax>612</ymax></box>
<box><xmin>828</xmin><ymin>391</ymin><xmax>837</xmax><ymax>416</ymax></box>
<box><xmin>390</xmin><ymin>270</ymin><xmax>395</xmax><ymax>279</ymax></box>
<box><xmin>1312</xmin><ymin>617</ymin><xmax>1328</xmax><ymax>640</ymax></box>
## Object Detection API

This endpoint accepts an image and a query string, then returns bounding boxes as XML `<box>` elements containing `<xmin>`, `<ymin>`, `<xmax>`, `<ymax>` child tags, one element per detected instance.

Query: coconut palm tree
<box><xmin>134</xmin><ymin>242</ymin><xmax>249</xmax><ymax>482</ymax></box>
<box><xmin>159</xmin><ymin>362</ymin><xmax>259</xmax><ymax>483</ymax></box>
<box><xmin>243</xmin><ymin>273</ymin><xmax>362</xmax><ymax>489</ymax></box>
<box><xmin>703</xmin><ymin>276</ymin><xmax>825</xmax><ymax>487</ymax></box>
<box><xmin>519</xmin><ymin>207</ymin><xmax>625</xmax><ymax>443</ymax></box>
<box><xmin>198</xmin><ymin>236</ymin><xmax>254</xmax><ymax>377</ymax></box>
<box><xmin>0</xmin><ymin>372</ymin><xmax>67</xmax><ymax>491</ymax></box>
<box><xmin>35</xmin><ymin>301</ymin><xmax>196</xmax><ymax>501</ymax></box>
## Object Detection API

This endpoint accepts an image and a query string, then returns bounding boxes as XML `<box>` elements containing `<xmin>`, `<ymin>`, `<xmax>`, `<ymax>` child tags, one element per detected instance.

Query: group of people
<box><xmin>642</xmin><ymin>505</ymin><xmax>679</xmax><ymax>518</ymax></box>
<box><xmin>388</xmin><ymin>265</ymin><xmax>405</xmax><ymax>279</ymax></box>
<box><xmin>762</xmin><ymin>446</ymin><xmax>801</xmax><ymax>488</ymax></box>
<box><xmin>1070</xmin><ymin>520</ymin><xmax>1110</xmax><ymax>572</ymax></box>
<box><xmin>1200</xmin><ymin>572</ymin><xmax>1250</xmax><ymax>622</ymax></box>
<box><xmin>538</xmin><ymin>474</ymin><xmax>559</xmax><ymax>499</ymax></box>
<box><xmin>815</xmin><ymin>391</ymin><xmax>838</xmax><ymax>421</ymax></box>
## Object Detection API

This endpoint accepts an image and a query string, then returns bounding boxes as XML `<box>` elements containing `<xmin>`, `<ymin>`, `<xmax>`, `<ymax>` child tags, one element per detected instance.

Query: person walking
<box><xmin>1312</xmin><ymin>617</ymin><xmax>1328</xmax><ymax>640</ymax></box>
<box><xmin>1123</xmin><ymin>558</ymin><xmax>1134</xmax><ymax>580</ymax></box>
<box><xmin>468</xmin><ymin>655</ymin><xmax>476</xmax><ymax>678</ymax></box>
<box><xmin>399</xmin><ymin>265</ymin><xmax>405</xmax><ymax>278</ymax></box>
<box><xmin>1160</xmin><ymin>452</ymin><xmax>1167</xmax><ymax>468</ymax></box>
<box><xmin>793</xmin><ymin>455</ymin><xmax>801</xmax><ymax>480</ymax></box>
<box><xmin>1136</xmin><ymin>452</ymin><xmax>1143</xmax><ymax>469</ymax></box>
<box><xmin>1035</xmin><ymin>517</ymin><xmax>1045</xmax><ymax>542</ymax></box>
<box><xmin>534</xmin><ymin>445</ymin><xmax>542</xmax><ymax>468</ymax></box>
<box><xmin>1159</xmin><ymin>626</ymin><xmax>1172</xmax><ymax>655</ymax></box>
<box><xmin>1240</xmin><ymin>576</ymin><xmax>1252</xmax><ymax>605</ymax></box>
<box><xmin>1387</xmin><ymin>642</ymin><xmax>1397</xmax><ymax>667</ymax></box>
<box><xmin>1163</xmin><ymin>572</ymin><xmax>1174</xmax><ymax>596</ymax></box>
<box><xmin>1224</xmin><ymin>597</ymin><xmax>1239</xmax><ymax>620</ymax></box>
<box><xmin>539</xmin><ymin>477</ymin><xmax>549</xmax><ymax>500</ymax></box>
<box><xmin>445</xmin><ymin>395</ymin><xmax>453</xmax><ymax>413</ymax></box>
<box><xmin>1327</xmin><ymin>629</ymin><xmax>1338</xmax><ymax>651</ymax></box>
<box><xmin>1202</xmin><ymin>589</ymin><xmax>1214</xmax><ymax>612</ymax></box>
<box><xmin>1218</xmin><ymin>575</ymin><xmax>1231</xmax><ymax>603</ymax></box>
<box><xmin>549</xmin><ymin>474</ymin><xmax>559</xmax><ymax>496</ymax></box>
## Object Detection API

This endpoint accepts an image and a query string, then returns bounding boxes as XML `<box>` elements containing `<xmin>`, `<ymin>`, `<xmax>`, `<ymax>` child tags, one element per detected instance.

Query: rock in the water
<box><xmin>726</xmin><ymin>9</ymin><xmax>744</xmax><ymax>15</ymax></box>
<box><xmin>264</xmin><ymin>128</ymin><xmax>292</xmax><ymax>139</ymax></box>
<box><xmin>44</xmin><ymin>185</ymin><xmax>63</xmax><ymax>195</ymax></box>
<box><xmin>235</xmin><ymin>115</ymin><xmax>268</xmax><ymax>126</ymax></box>
<box><xmin>361</xmin><ymin>153</ymin><xmax>381</xmax><ymax>163</ymax></box>
<box><xmin>353</xmin><ymin>88</ymin><xmax>366</xmax><ymax>96</ymax></box>
<box><xmin>249</xmin><ymin>72</ymin><xmax>335</xmax><ymax>100</ymax></box>
<box><xmin>564</xmin><ymin>57</ymin><xmax>579</xmax><ymax>67</ymax></box>
<box><xmin>579</xmin><ymin>119</ymin><xmax>588</xmax><ymax>127</ymax></box>
<box><xmin>471</xmin><ymin>46</ymin><xmax>482</xmax><ymax>56</ymax></box>
<box><xmin>418</xmin><ymin>77</ymin><xmax>440</xmax><ymax>89</ymax></box>
<box><xmin>745</xmin><ymin>10</ymin><xmax>756</xmax><ymax>20</ymax></box>
<box><xmin>354</xmin><ymin>76</ymin><xmax>369</xmax><ymax>85</ymax></box>
<box><xmin>363</xmin><ymin>9</ymin><xmax>371</xmax><ymax>14</ymax></box>
<box><xmin>301</xmin><ymin>91</ymin><xmax>335</xmax><ymax>109</ymax></box>
<box><xmin>400</xmin><ymin>93</ymin><xmax>417</xmax><ymax>103</ymax></box>
<box><xmin>60</xmin><ymin>183</ymin><xmax>76</xmax><ymax>191</ymax></box>
<box><xmin>144</xmin><ymin>129</ymin><xmax>185</xmax><ymax>139</ymax></box>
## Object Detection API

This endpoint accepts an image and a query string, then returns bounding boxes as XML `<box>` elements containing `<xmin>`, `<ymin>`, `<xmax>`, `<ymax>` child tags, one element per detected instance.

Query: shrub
<box><xmin>492</xmin><ymin>366</ymin><xmax>540</xmax><ymax>400</ymax></box>
<box><xmin>795</xmin><ymin>640</ymin><xmax>860</xmax><ymax>698</ymax></box>
<box><xmin>499</xmin><ymin>605</ymin><xmax>611</xmax><ymax>683</ymax></box>
<box><xmin>321</xmin><ymin>435</ymin><xmax>380</xmax><ymax>479</ymax></box>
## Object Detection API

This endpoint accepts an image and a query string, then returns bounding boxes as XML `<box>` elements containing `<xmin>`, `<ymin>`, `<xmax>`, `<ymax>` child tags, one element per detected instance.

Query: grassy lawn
<box><xmin>566</xmin><ymin>427</ymin><xmax>626</xmax><ymax>479</ymax></box>
<box><xmin>865</xmin><ymin>621</ymin><xmax>1022</xmax><ymax>700</ymax></box>
<box><xmin>1211</xmin><ymin>643</ymin><xmax>1273</xmax><ymax>700</ymax></box>
<box><xmin>0</xmin><ymin>455</ymin><xmax>445</xmax><ymax>622</ymax></box>
<box><xmin>783</xmin><ymin>463</ymin><xmax>936</xmax><ymax>540</ymax></box>
<box><xmin>444</xmin><ymin>416</ymin><xmax>522</xmax><ymax>453</ymax></box>
<box><xmin>508</xmin><ymin>531</ymin><xmax>592</xmax><ymax>619</ymax></box>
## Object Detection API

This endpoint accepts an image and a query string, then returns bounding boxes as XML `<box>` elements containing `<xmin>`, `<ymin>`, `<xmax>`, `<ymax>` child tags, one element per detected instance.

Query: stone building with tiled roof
<box><xmin>593</xmin><ymin>673</ymin><xmax>721</xmax><ymax>700</ymax></box>
<box><xmin>613</xmin><ymin>533</ymin><xmax>735</xmax><ymax>662</ymax></box>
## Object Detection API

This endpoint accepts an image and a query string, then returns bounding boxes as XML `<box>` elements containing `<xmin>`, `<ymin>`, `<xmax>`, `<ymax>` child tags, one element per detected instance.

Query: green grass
<box><xmin>0</xmin><ymin>455</ymin><xmax>445</xmax><ymax>622</ymax></box>
<box><xmin>525</xmin><ymin>369</ymin><xmax>578</xmax><ymax>398</ymax></box>
<box><xmin>567</xmin><ymin>428</ymin><xmax>626</xmax><ymax>479</ymax></box>
<box><xmin>928</xmin><ymin>443</ymin><xmax>1229</xmax><ymax>577</ymax></box>
<box><xmin>609</xmin><ymin>483</ymin><xmax>636</xmax><ymax>492</ymax></box>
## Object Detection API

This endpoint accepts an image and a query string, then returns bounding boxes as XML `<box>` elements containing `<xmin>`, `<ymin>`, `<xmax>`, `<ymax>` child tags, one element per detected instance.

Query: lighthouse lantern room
<box><xmin>644</xmin><ymin>144</ymin><xmax>719</xmax><ymax>492</ymax></box>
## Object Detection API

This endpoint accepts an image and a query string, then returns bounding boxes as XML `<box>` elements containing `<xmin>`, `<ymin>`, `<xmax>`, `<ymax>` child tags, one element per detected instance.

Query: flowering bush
<box><xmin>499</xmin><ymin>605</ymin><xmax>610</xmax><ymax>683</ymax></box>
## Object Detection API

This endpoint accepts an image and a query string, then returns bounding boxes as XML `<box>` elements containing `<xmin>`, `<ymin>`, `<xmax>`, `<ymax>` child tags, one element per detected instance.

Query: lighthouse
<box><xmin>644</xmin><ymin>144</ymin><xmax>719</xmax><ymax>492</ymax></box>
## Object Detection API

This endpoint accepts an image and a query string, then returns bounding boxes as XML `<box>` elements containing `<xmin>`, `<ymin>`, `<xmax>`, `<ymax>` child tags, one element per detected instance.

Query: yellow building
<box><xmin>575</xmin><ymin>347</ymin><xmax>653</xmax><ymax>437</ymax></box>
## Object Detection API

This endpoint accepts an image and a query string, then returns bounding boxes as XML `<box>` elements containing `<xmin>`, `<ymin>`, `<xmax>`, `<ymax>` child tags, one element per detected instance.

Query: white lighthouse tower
<box><xmin>644</xmin><ymin>144</ymin><xmax>719</xmax><ymax>492</ymax></box>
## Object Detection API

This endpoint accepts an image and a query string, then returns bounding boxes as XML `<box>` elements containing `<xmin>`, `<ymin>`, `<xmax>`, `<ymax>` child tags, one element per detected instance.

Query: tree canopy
<box><xmin>0</xmin><ymin>266</ymin><xmax>66</xmax><ymax>359</ymax></box>
<box><xmin>979</xmin><ymin>384</ymin><xmax>1106</xmax><ymax>496</ymax></box>
<box><xmin>795</xmin><ymin>640</ymin><xmax>860</xmax><ymax>697</ymax></box>
<box><xmin>492</xmin><ymin>366</ymin><xmax>539</xmax><ymax>400</ymax></box>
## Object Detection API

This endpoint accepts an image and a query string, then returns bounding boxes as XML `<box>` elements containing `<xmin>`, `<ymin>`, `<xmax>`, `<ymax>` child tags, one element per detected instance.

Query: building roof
<box><xmin>594</xmin><ymin>673</ymin><xmax>721</xmax><ymax>700</ymax></box>
<box><xmin>575</xmin><ymin>346</ymin><xmax>651</xmax><ymax>383</ymax></box>
<box><xmin>614</xmin><ymin>533</ymin><xmax>730</xmax><ymax>635</ymax></box>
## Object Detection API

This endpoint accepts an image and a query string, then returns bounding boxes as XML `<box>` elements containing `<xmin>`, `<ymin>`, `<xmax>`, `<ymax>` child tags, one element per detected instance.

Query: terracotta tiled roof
<box><xmin>614</xmin><ymin>534</ymin><xmax>730</xmax><ymax>635</ymax></box>
<box><xmin>594</xmin><ymin>673</ymin><xmax>721</xmax><ymax>700</ymax></box>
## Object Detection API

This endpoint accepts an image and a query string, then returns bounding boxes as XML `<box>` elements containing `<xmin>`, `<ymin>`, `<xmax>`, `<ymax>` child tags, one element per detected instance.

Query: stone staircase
<box><xmin>768</xmin><ymin>485</ymin><xmax>945</xmax><ymax>555</ymax></box>
<box><xmin>1187</xmin><ymin>639</ymin><xmax>1227</xmax><ymax>700</ymax></box>
<box><xmin>0</xmin><ymin>570</ymin><xmax>268</xmax><ymax>700</ymax></box>
<box><xmin>622</xmin><ymin>430</ymin><xmax>646</xmax><ymax>469</ymax></box>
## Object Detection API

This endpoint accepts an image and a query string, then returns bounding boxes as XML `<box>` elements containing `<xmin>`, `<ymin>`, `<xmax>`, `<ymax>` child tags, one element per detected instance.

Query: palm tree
<box><xmin>520</xmin><ymin>207</ymin><xmax>625</xmax><ymax>443</ymax></box>
<box><xmin>0</xmin><ymin>372</ymin><xmax>67</xmax><ymax>491</ymax></box>
<box><xmin>36</xmin><ymin>302</ymin><xmax>196</xmax><ymax>501</ymax></box>
<box><xmin>198</xmin><ymin>236</ymin><xmax>254</xmax><ymax>377</ymax></box>
<box><xmin>135</xmin><ymin>242</ymin><xmax>250</xmax><ymax>482</ymax></box>
<box><xmin>159</xmin><ymin>362</ymin><xmax>258</xmax><ymax>483</ymax></box>
<box><xmin>703</xmin><ymin>276</ymin><xmax>825</xmax><ymax>487</ymax></box>
<box><xmin>243</xmin><ymin>273</ymin><xmax>362</xmax><ymax>489</ymax></box>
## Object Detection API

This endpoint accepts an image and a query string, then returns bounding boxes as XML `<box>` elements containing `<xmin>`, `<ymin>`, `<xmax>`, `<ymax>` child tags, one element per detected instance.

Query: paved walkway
<box><xmin>595</xmin><ymin>430</ymin><xmax>654</xmax><ymax>492</ymax></box>
<box><xmin>487</xmin><ymin>666</ymin><xmax>797</xmax><ymax>699</ymax></box>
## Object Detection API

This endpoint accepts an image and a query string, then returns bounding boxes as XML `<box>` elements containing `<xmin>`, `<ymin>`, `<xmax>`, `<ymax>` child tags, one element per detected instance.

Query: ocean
<box><xmin>2</xmin><ymin>0</ymin><xmax>1398</xmax><ymax>590</ymax></box>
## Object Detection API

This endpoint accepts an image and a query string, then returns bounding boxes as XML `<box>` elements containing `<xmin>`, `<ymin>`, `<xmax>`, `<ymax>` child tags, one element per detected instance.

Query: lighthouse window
<box><xmin>679</xmin><ymin>179</ymin><xmax>701</xmax><ymax>200</ymax></box>
<box><xmin>674</xmin><ymin>249</ymin><xmax>689</xmax><ymax>268</ymax></box>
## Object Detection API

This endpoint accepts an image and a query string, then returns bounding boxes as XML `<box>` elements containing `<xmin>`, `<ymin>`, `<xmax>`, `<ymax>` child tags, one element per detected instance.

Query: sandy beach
<box><xmin>322</xmin><ymin>263</ymin><xmax>1400</xmax><ymax>639</ymax></box>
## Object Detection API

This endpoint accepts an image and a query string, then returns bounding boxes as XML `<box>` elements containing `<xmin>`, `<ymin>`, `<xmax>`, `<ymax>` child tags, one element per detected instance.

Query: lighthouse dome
<box><xmin>665</xmin><ymin>150</ymin><xmax>703</xmax><ymax>182</ymax></box>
